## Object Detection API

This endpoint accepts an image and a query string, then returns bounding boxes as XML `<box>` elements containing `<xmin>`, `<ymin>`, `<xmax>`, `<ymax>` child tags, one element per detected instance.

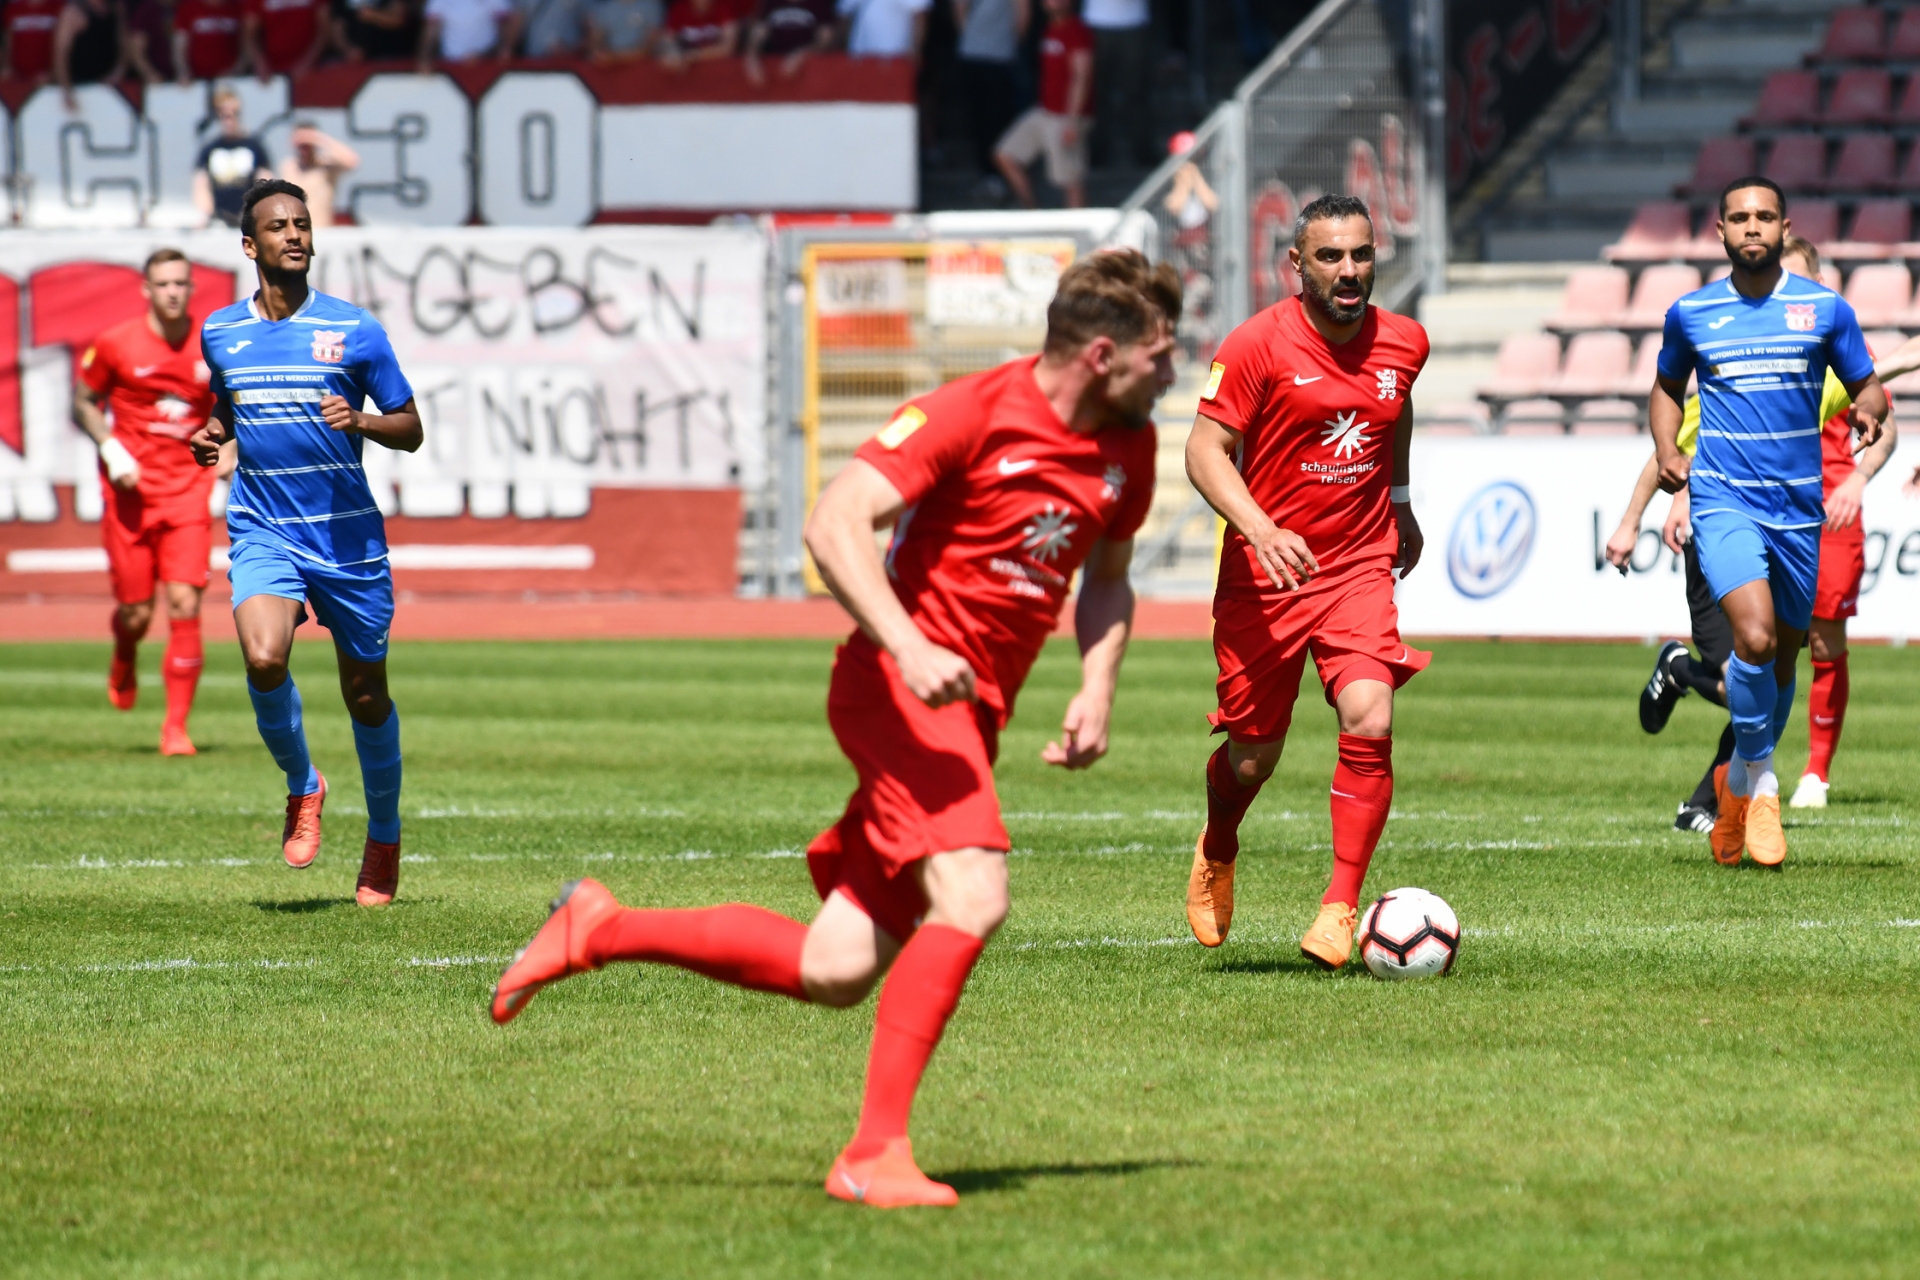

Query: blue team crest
<box><xmin>1447</xmin><ymin>481</ymin><xmax>1536</xmax><ymax>599</ymax></box>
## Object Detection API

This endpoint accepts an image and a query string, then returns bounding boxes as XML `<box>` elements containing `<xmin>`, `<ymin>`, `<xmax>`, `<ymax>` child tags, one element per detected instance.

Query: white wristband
<box><xmin>98</xmin><ymin>437</ymin><xmax>138</xmax><ymax>482</ymax></box>
<box><xmin>1389</xmin><ymin>485</ymin><xmax>1410</xmax><ymax>503</ymax></box>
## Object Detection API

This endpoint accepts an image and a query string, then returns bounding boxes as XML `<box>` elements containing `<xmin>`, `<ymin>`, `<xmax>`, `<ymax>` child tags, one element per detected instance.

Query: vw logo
<box><xmin>1447</xmin><ymin>481</ymin><xmax>1536</xmax><ymax>599</ymax></box>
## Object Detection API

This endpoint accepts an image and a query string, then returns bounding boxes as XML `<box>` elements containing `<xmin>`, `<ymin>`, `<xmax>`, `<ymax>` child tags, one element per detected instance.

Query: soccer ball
<box><xmin>1358</xmin><ymin>888</ymin><xmax>1460</xmax><ymax>980</ymax></box>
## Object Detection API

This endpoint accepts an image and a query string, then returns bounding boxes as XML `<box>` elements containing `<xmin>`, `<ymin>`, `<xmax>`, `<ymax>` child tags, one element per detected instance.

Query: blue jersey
<box><xmin>202</xmin><ymin>289</ymin><xmax>414</xmax><ymax>569</ymax></box>
<box><xmin>1656</xmin><ymin>273</ymin><xmax>1873</xmax><ymax>529</ymax></box>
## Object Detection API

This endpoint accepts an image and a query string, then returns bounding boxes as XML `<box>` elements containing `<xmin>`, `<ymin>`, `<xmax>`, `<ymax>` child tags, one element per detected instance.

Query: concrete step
<box><xmin>1610</xmin><ymin>95</ymin><xmax>1752</xmax><ymax>141</ymax></box>
<box><xmin>1670</xmin><ymin>18</ymin><xmax>1825</xmax><ymax>70</ymax></box>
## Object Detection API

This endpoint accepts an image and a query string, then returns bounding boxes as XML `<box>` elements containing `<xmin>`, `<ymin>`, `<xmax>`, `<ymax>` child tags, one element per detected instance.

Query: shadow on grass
<box><xmin>937</xmin><ymin>1159</ymin><xmax>1193</xmax><ymax>1194</ymax></box>
<box><xmin>252</xmin><ymin>896</ymin><xmax>355</xmax><ymax>914</ymax></box>
<box><xmin>1201</xmin><ymin>950</ymin><xmax>1342</xmax><ymax>977</ymax></box>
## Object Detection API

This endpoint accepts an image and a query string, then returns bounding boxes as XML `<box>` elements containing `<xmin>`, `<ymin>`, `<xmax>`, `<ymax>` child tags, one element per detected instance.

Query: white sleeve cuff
<box><xmin>1389</xmin><ymin>485</ymin><xmax>1410</xmax><ymax>503</ymax></box>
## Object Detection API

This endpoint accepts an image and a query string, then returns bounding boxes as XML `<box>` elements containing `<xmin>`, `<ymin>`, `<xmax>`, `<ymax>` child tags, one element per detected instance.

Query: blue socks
<box><xmin>352</xmin><ymin>706</ymin><xmax>403</xmax><ymax>845</ymax></box>
<box><xmin>1771</xmin><ymin>671</ymin><xmax>1797</xmax><ymax>748</ymax></box>
<box><xmin>248</xmin><ymin>677</ymin><xmax>320</xmax><ymax>796</ymax></box>
<box><xmin>1725</xmin><ymin>655</ymin><xmax>1778</xmax><ymax>765</ymax></box>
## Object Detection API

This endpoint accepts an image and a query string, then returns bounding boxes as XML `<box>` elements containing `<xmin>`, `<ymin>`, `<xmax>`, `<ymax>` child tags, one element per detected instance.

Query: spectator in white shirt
<box><xmin>418</xmin><ymin>0</ymin><xmax>516</xmax><ymax>65</ymax></box>
<box><xmin>1082</xmin><ymin>0</ymin><xmax>1149</xmax><ymax>166</ymax></box>
<box><xmin>835</xmin><ymin>0</ymin><xmax>923</xmax><ymax>58</ymax></box>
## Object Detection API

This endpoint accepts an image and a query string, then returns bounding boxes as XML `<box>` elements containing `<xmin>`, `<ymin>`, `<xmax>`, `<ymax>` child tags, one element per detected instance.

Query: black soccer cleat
<box><xmin>1674</xmin><ymin>802</ymin><xmax>1716</xmax><ymax>834</ymax></box>
<box><xmin>1640</xmin><ymin>641</ymin><xmax>1689</xmax><ymax>734</ymax></box>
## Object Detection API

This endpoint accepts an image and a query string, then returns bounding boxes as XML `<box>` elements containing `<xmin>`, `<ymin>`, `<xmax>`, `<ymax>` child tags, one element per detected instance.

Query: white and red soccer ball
<box><xmin>1358</xmin><ymin>888</ymin><xmax>1460</xmax><ymax>980</ymax></box>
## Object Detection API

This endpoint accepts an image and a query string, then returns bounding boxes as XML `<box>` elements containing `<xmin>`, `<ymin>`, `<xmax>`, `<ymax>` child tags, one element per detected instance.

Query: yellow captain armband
<box><xmin>1816</xmin><ymin>368</ymin><xmax>1852</xmax><ymax>426</ymax></box>
<box><xmin>1676</xmin><ymin>395</ymin><xmax>1699</xmax><ymax>458</ymax></box>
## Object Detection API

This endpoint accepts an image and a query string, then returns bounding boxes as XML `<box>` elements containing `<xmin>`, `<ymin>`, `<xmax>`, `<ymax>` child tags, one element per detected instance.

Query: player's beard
<box><xmin>1727</xmin><ymin>238</ymin><xmax>1782</xmax><ymax>275</ymax></box>
<box><xmin>1300</xmin><ymin>267</ymin><xmax>1371</xmax><ymax>326</ymax></box>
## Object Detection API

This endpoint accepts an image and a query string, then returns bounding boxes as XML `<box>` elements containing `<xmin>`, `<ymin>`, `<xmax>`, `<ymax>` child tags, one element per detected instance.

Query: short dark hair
<box><xmin>240</xmin><ymin>179</ymin><xmax>309</xmax><ymax>239</ymax></box>
<box><xmin>1719</xmin><ymin>175</ymin><xmax>1785</xmax><ymax>219</ymax></box>
<box><xmin>1042</xmin><ymin>248</ymin><xmax>1183</xmax><ymax>356</ymax></box>
<box><xmin>1294</xmin><ymin>193</ymin><xmax>1373</xmax><ymax>247</ymax></box>
<box><xmin>143</xmin><ymin>247</ymin><xmax>188</xmax><ymax>278</ymax></box>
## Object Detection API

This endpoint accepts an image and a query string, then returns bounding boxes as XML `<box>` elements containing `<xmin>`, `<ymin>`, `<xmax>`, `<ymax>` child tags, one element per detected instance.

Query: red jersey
<box><xmin>1038</xmin><ymin>16</ymin><xmax>1092</xmax><ymax>115</ymax></box>
<box><xmin>242</xmin><ymin>0</ymin><xmax>321</xmax><ymax>69</ymax></box>
<box><xmin>4</xmin><ymin>0</ymin><xmax>60</xmax><ymax>77</ymax></box>
<box><xmin>80</xmin><ymin>317</ymin><xmax>219</xmax><ymax>506</ymax></box>
<box><xmin>175</xmin><ymin>0</ymin><xmax>242</xmax><ymax>79</ymax></box>
<box><xmin>1200</xmin><ymin>296</ymin><xmax>1431</xmax><ymax>600</ymax></box>
<box><xmin>667</xmin><ymin>0</ymin><xmax>737</xmax><ymax>50</ymax></box>
<box><xmin>853</xmin><ymin>357</ymin><xmax>1157</xmax><ymax>726</ymax></box>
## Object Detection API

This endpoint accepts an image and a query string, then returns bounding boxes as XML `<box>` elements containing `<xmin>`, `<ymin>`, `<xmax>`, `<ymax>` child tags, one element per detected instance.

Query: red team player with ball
<box><xmin>1183</xmin><ymin>194</ymin><xmax>1433</xmax><ymax>969</ymax></box>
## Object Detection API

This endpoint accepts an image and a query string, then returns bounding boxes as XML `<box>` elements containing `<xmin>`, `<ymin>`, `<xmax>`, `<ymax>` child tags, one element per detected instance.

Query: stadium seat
<box><xmin>1552</xmin><ymin>330</ymin><xmax>1634</xmax><ymax>396</ymax></box>
<box><xmin>1546</xmin><ymin>266</ymin><xmax>1630</xmax><ymax>330</ymax></box>
<box><xmin>1743</xmin><ymin>70</ymin><xmax>1821</xmax><ymax>128</ymax></box>
<box><xmin>1895</xmin><ymin>73</ymin><xmax>1920</xmax><ymax>125</ymax></box>
<box><xmin>1622</xmin><ymin>264</ymin><xmax>1702</xmax><ymax>330</ymax></box>
<box><xmin>1894</xmin><ymin>7</ymin><xmax>1920</xmax><ymax>59</ymax></box>
<box><xmin>1865</xmin><ymin>329</ymin><xmax>1909</xmax><ymax>367</ymax></box>
<box><xmin>1843</xmin><ymin>262</ymin><xmax>1912</xmax><ymax>325</ymax></box>
<box><xmin>1418</xmin><ymin>403</ymin><xmax>1488</xmax><ymax>435</ymax></box>
<box><xmin>1787</xmin><ymin>198</ymin><xmax>1841</xmax><ymax>245</ymax></box>
<box><xmin>1825</xmin><ymin>133</ymin><xmax>1896</xmax><ymax>191</ymax></box>
<box><xmin>1677</xmin><ymin>137</ymin><xmax>1756</xmax><ymax>198</ymax></box>
<box><xmin>1806</xmin><ymin>6</ymin><xmax>1885</xmax><ymax>63</ymax></box>
<box><xmin>1764</xmin><ymin>133</ymin><xmax>1829</xmax><ymax>191</ymax></box>
<box><xmin>1604</xmin><ymin>202</ymin><xmax>1695</xmax><ymax>261</ymax></box>
<box><xmin>1624</xmin><ymin>334</ymin><xmax>1663</xmax><ymax>396</ymax></box>
<box><xmin>1821</xmin><ymin>263</ymin><xmax>1845</xmax><ymax>292</ymax></box>
<box><xmin>1848</xmin><ymin>197</ymin><xmax>1911</xmax><ymax>243</ymax></box>
<box><xmin>1823</xmin><ymin>69</ymin><xmax>1893</xmax><ymax>125</ymax></box>
<box><xmin>1501</xmin><ymin>406</ymin><xmax>1569</xmax><ymax>435</ymax></box>
<box><xmin>1571</xmin><ymin>402</ymin><xmax>1642</xmax><ymax>434</ymax></box>
<box><xmin>1892</xmin><ymin>140</ymin><xmax>1920</xmax><ymax>189</ymax></box>
<box><xmin>1479</xmin><ymin>332</ymin><xmax>1562</xmax><ymax>402</ymax></box>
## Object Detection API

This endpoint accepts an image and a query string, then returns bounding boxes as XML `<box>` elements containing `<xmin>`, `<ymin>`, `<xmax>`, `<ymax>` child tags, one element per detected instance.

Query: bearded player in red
<box><xmin>489</xmin><ymin>251</ymin><xmax>1180</xmax><ymax>1208</ymax></box>
<box><xmin>1183</xmin><ymin>194</ymin><xmax>1431</xmax><ymax>968</ymax></box>
<box><xmin>72</xmin><ymin>248</ymin><xmax>231</xmax><ymax>756</ymax></box>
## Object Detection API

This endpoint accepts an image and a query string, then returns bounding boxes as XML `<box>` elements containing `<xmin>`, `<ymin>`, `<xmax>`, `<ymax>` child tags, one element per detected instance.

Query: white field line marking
<box><xmin>405</xmin><ymin>955</ymin><xmax>508</xmax><ymax>968</ymax></box>
<box><xmin>74</xmin><ymin>958</ymin><xmax>317</xmax><ymax>972</ymax></box>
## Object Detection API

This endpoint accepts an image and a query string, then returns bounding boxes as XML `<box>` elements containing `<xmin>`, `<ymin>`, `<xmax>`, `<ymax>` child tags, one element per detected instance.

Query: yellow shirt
<box><xmin>1676</xmin><ymin>369</ymin><xmax>1849</xmax><ymax>458</ymax></box>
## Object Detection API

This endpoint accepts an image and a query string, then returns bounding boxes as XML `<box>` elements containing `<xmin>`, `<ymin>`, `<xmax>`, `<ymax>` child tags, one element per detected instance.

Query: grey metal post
<box><xmin>774</xmin><ymin>230</ymin><xmax>809</xmax><ymax>598</ymax></box>
<box><xmin>1415</xmin><ymin>0</ymin><xmax>1447</xmax><ymax>297</ymax></box>
<box><xmin>1213</xmin><ymin>99</ymin><xmax>1250</xmax><ymax>331</ymax></box>
<box><xmin>1613</xmin><ymin>0</ymin><xmax>1641</xmax><ymax>102</ymax></box>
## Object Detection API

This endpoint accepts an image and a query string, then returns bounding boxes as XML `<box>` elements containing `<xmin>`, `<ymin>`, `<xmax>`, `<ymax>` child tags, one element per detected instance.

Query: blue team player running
<box><xmin>1650</xmin><ymin>175</ymin><xmax>1888</xmax><ymax>869</ymax></box>
<box><xmin>189</xmin><ymin>179</ymin><xmax>424</xmax><ymax>905</ymax></box>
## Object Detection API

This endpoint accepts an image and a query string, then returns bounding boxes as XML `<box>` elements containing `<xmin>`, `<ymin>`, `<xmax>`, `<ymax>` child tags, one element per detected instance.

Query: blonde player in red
<box><xmin>72</xmin><ymin>248</ymin><xmax>230</xmax><ymax>756</ymax></box>
<box><xmin>488</xmin><ymin>251</ymin><xmax>1180</xmax><ymax>1208</ymax></box>
<box><xmin>1183</xmin><ymin>193</ymin><xmax>1431</xmax><ymax>968</ymax></box>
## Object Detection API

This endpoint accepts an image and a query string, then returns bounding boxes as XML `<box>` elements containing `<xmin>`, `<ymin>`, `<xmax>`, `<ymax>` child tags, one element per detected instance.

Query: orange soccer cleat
<box><xmin>1710</xmin><ymin>763</ymin><xmax>1746</xmax><ymax>866</ymax></box>
<box><xmin>281</xmin><ymin>772</ymin><xmax>327</xmax><ymax>869</ymax></box>
<box><xmin>1746</xmin><ymin>792</ymin><xmax>1787</xmax><ymax>868</ymax></box>
<box><xmin>1186</xmin><ymin>831</ymin><xmax>1235</xmax><ymax>947</ymax></box>
<box><xmin>490</xmin><ymin>878</ymin><xmax>624</xmax><ymax>1025</ymax></box>
<box><xmin>1300</xmin><ymin>901</ymin><xmax>1357</xmax><ymax>970</ymax></box>
<box><xmin>159</xmin><ymin>724</ymin><xmax>196</xmax><ymax>757</ymax></box>
<box><xmin>108</xmin><ymin>656</ymin><xmax>137</xmax><ymax>711</ymax></box>
<box><xmin>825</xmin><ymin>1138</ymin><xmax>958</xmax><ymax>1209</ymax></box>
<box><xmin>356</xmin><ymin>838</ymin><xmax>400</xmax><ymax>906</ymax></box>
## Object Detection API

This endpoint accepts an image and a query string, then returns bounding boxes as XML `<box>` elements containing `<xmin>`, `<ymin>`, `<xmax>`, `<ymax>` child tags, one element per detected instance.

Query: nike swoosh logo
<box><xmin>132</xmin><ymin>365</ymin><xmax>157</xmax><ymax>377</ymax></box>
<box><xmin>1294</xmin><ymin>374</ymin><xmax>1321</xmax><ymax>385</ymax></box>
<box><xmin>226</xmin><ymin>340</ymin><xmax>252</xmax><ymax>353</ymax></box>
<box><xmin>1397</xmin><ymin>649</ymin><xmax>1408</xmax><ymax>663</ymax></box>
<box><xmin>998</xmin><ymin>457</ymin><xmax>1037</xmax><ymax>475</ymax></box>
<box><xmin>836</xmin><ymin>1169</ymin><xmax>868</xmax><ymax>1201</ymax></box>
<box><xmin>1708</xmin><ymin>317</ymin><xmax>1734</xmax><ymax>330</ymax></box>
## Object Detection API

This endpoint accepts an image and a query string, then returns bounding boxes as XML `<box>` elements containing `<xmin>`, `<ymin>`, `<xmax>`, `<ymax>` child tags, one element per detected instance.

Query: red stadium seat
<box><xmin>1786</xmin><ymin>198</ymin><xmax>1840</xmax><ymax>245</ymax></box>
<box><xmin>1605</xmin><ymin>201</ymin><xmax>1695</xmax><ymax>261</ymax></box>
<box><xmin>1865</xmin><ymin>330</ymin><xmax>1908</xmax><ymax>366</ymax></box>
<box><xmin>1896</xmin><ymin>73</ymin><xmax>1920</xmax><ymax>124</ymax></box>
<box><xmin>1892</xmin><ymin>7</ymin><xmax>1920</xmax><ymax>59</ymax></box>
<box><xmin>1501</xmin><ymin>406</ymin><xmax>1569</xmax><ymax>434</ymax></box>
<box><xmin>1622</xmin><ymin>264</ymin><xmax>1703</xmax><ymax>329</ymax></box>
<box><xmin>1571</xmin><ymin>402</ymin><xmax>1642</xmax><ymax>434</ymax></box>
<box><xmin>1677</xmin><ymin>137</ymin><xmax>1756</xmax><ymax>198</ymax></box>
<box><xmin>1848</xmin><ymin>198</ymin><xmax>1911</xmax><ymax>242</ymax></box>
<box><xmin>1892</xmin><ymin>140</ymin><xmax>1920</xmax><ymax>189</ymax></box>
<box><xmin>1743</xmin><ymin>70</ymin><xmax>1821</xmax><ymax>128</ymax></box>
<box><xmin>1626</xmin><ymin>334</ymin><xmax>1664</xmax><ymax>396</ymax></box>
<box><xmin>1546</xmin><ymin>266</ymin><xmax>1630</xmax><ymax>330</ymax></box>
<box><xmin>1821</xmin><ymin>263</ymin><xmax>1845</xmax><ymax>292</ymax></box>
<box><xmin>1479</xmin><ymin>333</ymin><xmax>1562</xmax><ymax>402</ymax></box>
<box><xmin>1807</xmin><ymin>6</ymin><xmax>1885</xmax><ymax>62</ymax></box>
<box><xmin>1764</xmin><ymin>133</ymin><xmax>1829</xmax><ymax>191</ymax></box>
<box><xmin>1825</xmin><ymin>133</ymin><xmax>1896</xmax><ymax>191</ymax></box>
<box><xmin>1823</xmin><ymin>69</ymin><xmax>1893</xmax><ymax>125</ymax></box>
<box><xmin>1552</xmin><ymin>330</ymin><xmax>1635</xmax><ymax>397</ymax></box>
<box><xmin>1843</xmin><ymin>262</ymin><xmax>1912</xmax><ymax>325</ymax></box>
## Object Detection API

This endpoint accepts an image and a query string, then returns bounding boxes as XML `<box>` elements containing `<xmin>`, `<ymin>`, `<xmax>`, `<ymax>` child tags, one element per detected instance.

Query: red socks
<box><xmin>162</xmin><ymin>616</ymin><xmax>203</xmax><ymax>732</ymax></box>
<box><xmin>1807</xmin><ymin>654</ymin><xmax>1850</xmax><ymax>782</ymax></box>
<box><xmin>1325</xmin><ymin>733</ymin><xmax>1393</xmax><ymax>907</ymax></box>
<box><xmin>585</xmin><ymin>904</ymin><xmax>811</xmax><ymax>1001</ymax></box>
<box><xmin>846</xmin><ymin>924</ymin><xmax>983</xmax><ymax>1161</ymax></box>
<box><xmin>1202</xmin><ymin>742</ymin><xmax>1264</xmax><ymax>863</ymax></box>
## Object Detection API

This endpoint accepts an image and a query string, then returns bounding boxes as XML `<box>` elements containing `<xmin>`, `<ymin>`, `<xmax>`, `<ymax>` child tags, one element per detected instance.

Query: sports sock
<box><xmin>1728</xmin><ymin>752</ymin><xmax>1749</xmax><ymax>797</ymax></box>
<box><xmin>585</xmin><ymin>904</ymin><xmax>811</xmax><ymax>1000</ymax></box>
<box><xmin>1324</xmin><ymin>733</ymin><xmax>1393</xmax><ymax>907</ymax></box>
<box><xmin>351</xmin><ymin>706</ymin><xmax>402</xmax><ymax>844</ymax></box>
<box><xmin>161</xmin><ymin>616</ymin><xmax>203</xmax><ymax>731</ymax></box>
<box><xmin>110</xmin><ymin>609</ymin><xmax>140</xmax><ymax>665</ymax></box>
<box><xmin>1202</xmin><ymin>742</ymin><xmax>1264</xmax><ymax>863</ymax></box>
<box><xmin>247</xmin><ymin>677</ymin><xmax>319</xmax><ymax>795</ymax></box>
<box><xmin>1688</xmin><ymin>724</ymin><xmax>1737</xmax><ymax>810</ymax></box>
<box><xmin>1725</xmin><ymin>655</ymin><xmax>1777</xmax><ymax>765</ymax></box>
<box><xmin>1670</xmin><ymin>652</ymin><xmax>1727</xmax><ymax>707</ymax></box>
<box><xmin>1747</xmin><ymin>752</ymin><xmax>1779</xmax><ymax>798</ymax></box>
<box><xmin>1806</xmin><ymin>654</ymin><xmax>1849</xmax><ymax>781</ymax></box>
<box><xmin>846</xmin><ymin>923</ymin><xmax>984</xmax><ymax>1161</ymax></box>
<box><xmin>1770</xmin><ymin>671</ymin><xmax>1797</xmax><ymax>749</ymax></box>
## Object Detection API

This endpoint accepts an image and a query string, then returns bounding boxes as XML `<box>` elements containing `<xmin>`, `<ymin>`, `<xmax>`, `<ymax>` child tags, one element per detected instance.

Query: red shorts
<box><xmin>1210</xmin><ymin>566</ymin><xmax>1430</xmax><ymax>744</ymax></box>
<box><xmin>101</xmin><ymin>483</ymin><xmax>211</xmax><ymax>604</ymax></box>
<box><xmin>1814</xmin><ymin>528</ymin><xmax>1865</xmax><ymax>620</ymax></box>
<box><xmin>806</xmin><ymin>635</ymin><xmax>1010</xmax><ymax>942</ymax></box>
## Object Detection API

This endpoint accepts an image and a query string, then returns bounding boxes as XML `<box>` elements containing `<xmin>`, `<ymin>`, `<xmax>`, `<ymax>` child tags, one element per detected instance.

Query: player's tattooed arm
<box><xmin>1648</xmin><ymin>374</ymin><xmax>1691</xmax><ymax>493</ymax></box>
<box><xmin>189</xmin><ymin>402</ymin><xmax>234</xmax><ymax>468</ymax></box>
<box><xmin>321</xmin><ymin>395</ymin><xmax>423</xmax><ymax>452</ymax></box>
<box><xmin>1389</xmin><ymin>399</ymin><xmax>1422</xmax><ymax>578</ymax></box>
<box><xmin>1045</xmin><ymin>536</ymin><xmax>1133</xmax><ymax>770</ymax></box>
<box><xmin>1186</xmin><ymin>412</ymin><xmax>1318</xmax><ymax>590</ymax></box>
<box><xmin>1605</xmin><ymin>452</ymin><xmax>1662</xmax><ymax>574</ymax></box>
<box><xmin>805</xmin><ymin>459</ymin><xmax>978</xmax><ymax>708</ymax></box>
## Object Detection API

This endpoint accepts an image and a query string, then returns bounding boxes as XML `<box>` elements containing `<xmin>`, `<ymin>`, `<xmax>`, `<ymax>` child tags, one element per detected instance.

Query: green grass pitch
<box><xmin>5</xmin><ymin>636</ymin><xmax>1920</xmax><ymax>1278</ymax></box>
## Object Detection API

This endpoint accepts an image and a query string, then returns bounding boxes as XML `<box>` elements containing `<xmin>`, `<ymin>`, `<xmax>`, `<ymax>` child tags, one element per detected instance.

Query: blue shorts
<box><xmin>1690</xmin><ymin>508</ymin><xmax>1820</xmax><ymax>632</ymax></box>
<box><xmin>228</xmin><ymin>539</ymin><xmax>394</xmax><ymax>662</ymax></box>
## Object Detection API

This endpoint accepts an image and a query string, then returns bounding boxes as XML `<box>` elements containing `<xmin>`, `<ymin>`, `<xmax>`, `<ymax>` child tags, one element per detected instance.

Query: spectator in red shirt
<box><xmin>242</xmin><ymin>0</ymin><xmax>326</xmax><ymax>76</ymax></box>
<box><xmin>742</xmin><ymin>0</ymin><xmax>830</xmax><ymax>82</ymax></box>
<box><xmin>994</xmin><ymin>0</ymin><xmax>1091</xmax><ymax>208</ymax></box>
<box><xmin>658</xmin><ymin>0</ymin><xmax>733</xmax><ymax>66</ymax></box>
<box><xmin>173</xmin><ymin>0</ymin><xmax>240</xmax><ymax>79</ymax></box>
<box><xmin>2</xmin><ymin>0</ymin><xmax>64</xmax><ymax>81</ymax></box>
<box><xmin>124</xmin><ymin>0</ymin><xmax>179</xmax><ymax>81</ymax></box>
